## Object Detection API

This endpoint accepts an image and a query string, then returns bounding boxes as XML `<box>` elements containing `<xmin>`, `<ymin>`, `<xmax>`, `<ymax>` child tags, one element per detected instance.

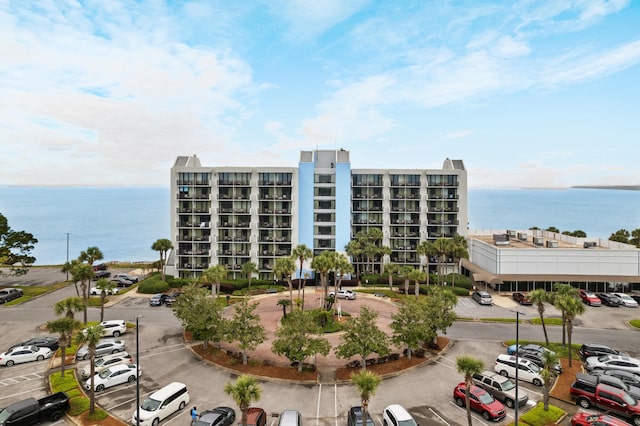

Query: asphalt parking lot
<box><xmin>2</xmin><ymin>274</ymin><xmax>640</xmax><ymax>426</ymax></box>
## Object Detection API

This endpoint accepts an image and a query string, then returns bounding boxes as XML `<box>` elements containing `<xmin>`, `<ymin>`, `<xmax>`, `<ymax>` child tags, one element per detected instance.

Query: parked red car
<box><xmin>571</xmin><ymin>412</ymin><xmax>632</xmax><ymax>425</ymax></box>
<box><xmin>579</xmin><ymin>290</ymin><xmax>602</xmax><ymax>306</ymax></box>
<box><xmin>453</xmin><ymin>382</ymin><xmax>506</xmax><ymax>422</ymax></box>
<box><xmin>512</xmin><ymin>292</ymin><xmax>533</xmax><ymax>305</ymax></box>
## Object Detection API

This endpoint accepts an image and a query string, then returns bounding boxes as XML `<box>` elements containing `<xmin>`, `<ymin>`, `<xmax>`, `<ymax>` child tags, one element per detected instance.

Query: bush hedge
<box><xmin>138</xmin><ymin>279</ymin><xmax>170</xmax><ymax>294</ymax></box>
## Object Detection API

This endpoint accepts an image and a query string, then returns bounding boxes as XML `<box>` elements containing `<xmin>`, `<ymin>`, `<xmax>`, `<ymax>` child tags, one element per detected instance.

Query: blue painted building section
<box><xmin>335</xmin><ymin>161</ymin><xmax>351</xmax><ymax>252</ymax></box>
<box><xmin>297</xmin><ymin>160</ymin><xmax>314</xmax><ymax>253</ymax></box>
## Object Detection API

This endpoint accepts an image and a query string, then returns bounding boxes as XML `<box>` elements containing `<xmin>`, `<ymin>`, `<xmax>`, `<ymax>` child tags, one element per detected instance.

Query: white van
<box><xmin>132</xmin><ymin>382</ymin><xmax>189</xmax><ymax>426</ymax></box>
<box><xmin>494</xmin><ymin>354</ymin><xmax>543</xmax><ymax>386</ymax></box>
<box><xmin>382</xmin><ymin>404</ymin><xmax>417</xmax><ymax>426</ymax></box>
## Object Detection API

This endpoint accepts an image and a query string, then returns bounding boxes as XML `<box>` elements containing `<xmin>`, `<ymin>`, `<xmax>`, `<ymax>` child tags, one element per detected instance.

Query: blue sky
<box><xmin>1</xmin><ymin>0</ymin><xmax>639</xmax><ymax>188</ymax></box>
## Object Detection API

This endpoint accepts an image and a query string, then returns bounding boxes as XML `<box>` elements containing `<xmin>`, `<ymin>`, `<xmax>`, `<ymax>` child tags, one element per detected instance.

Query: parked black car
<box><xmin>598</xmin><ymin>293</ymin><xmax>622</xmax><ymax>307</ymax></box>
<box><xmin>10</xmin><ymin>337</ymin><xmax>59</xmax><ymax>352</ymax></box>
<box><xmin>149</xmin><ymin>293</ymin><xmax>168</xmax><ymax>306</ymax></box>
<box><xmin>93</xmin><ymin>270</ymin><xmax>111</xmax><ymax>280</ymax></box>
<box><xmin>347</xmin><ymin>406</ymin><xmax>375</xmax><ymax>426</ymax></box>
<box><xmin>579</xmin><ymin>343</ymin><xmax>627</xmax><ymax>361</ymax></box>
<box><xmin>164</xmin><ymin>291</ymin><xmax>182</xmax><ymax>306</ymax></box>
<box><xmin>195</xmin><ymin>407</ymin><xmax>236</xmax><ymax>426</ymax></box>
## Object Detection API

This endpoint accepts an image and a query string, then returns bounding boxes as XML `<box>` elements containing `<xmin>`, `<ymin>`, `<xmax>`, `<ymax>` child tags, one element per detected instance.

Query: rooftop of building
<box><xmin>467</xmin><ymin>229</ymin><xmax>637</xmax><ymax>250</ymax></box>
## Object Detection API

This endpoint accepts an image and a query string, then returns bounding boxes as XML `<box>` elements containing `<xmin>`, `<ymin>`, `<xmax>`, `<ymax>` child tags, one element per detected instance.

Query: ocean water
<box><xmin>1</xmin><ymin>186</ymin><xmax>639</xmax><ymax>266</ymax></box>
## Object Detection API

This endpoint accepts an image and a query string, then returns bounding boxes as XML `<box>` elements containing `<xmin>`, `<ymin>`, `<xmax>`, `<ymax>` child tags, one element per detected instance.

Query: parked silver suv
<box><xmin>472</xmin><ymin>370</ymin><xmax>529</xmax><ymax>408</ymax></box>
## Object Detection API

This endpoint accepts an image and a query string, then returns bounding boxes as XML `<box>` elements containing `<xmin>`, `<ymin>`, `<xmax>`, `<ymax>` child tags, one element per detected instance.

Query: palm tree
<box><xmin>241</xmin><ymin>262</ymin><xmax>258</xmax><ymax>295</ymax></box>
<box><xmin>201</xmin><ymin>264</ymin><xmax>227</xmax><ymax>297</ymax></box>
<box><xmin>71</xmin><ymin>262</ymin><xmax>94</xmax><ymax>324</ymax></box>
<box><xmin>151</xmin><ymin>238</ymin><xmax>174</xmax><ymax>281</ymax></box>
<box><xmin>456</xmin><ymin>355</ymin><xmax>485</xmax><ymax>426</ymax></box>
<box><xmin>407</xmin><ymin>268</ymin><xmax>425</xmax><ymax>299</ymax></box>
<box><xmin>291</xmin><ymin>244</ymin><xmax>312</xmax><ymax>303</ymax></box>
<box><xmin>400</xmin><ymin>266</ymin><xmax>413</xmax><ymax>295</ymax></box>
<box><xmin>95</xmin><ymin>278</ymin><xmax>117</xmax><ymax>322</ymax></box>
<box><xmin>274</xmin><ymin>256</ymin><xmax>296</xmax><ymax>313</ymax></box>
<box><xmin>224</xmin><ymin>375</ymin><xmax>262</xmax><ymax>426</ymax></box>
<box><xmin>552</xmin><ymin>283</ymin><xmax>579</xmax><ymax>346</ymax></box>
<box><xmin>558</xmin><ymin>296</ymin><xmax>585</xmax><ymax>367</ymax></box>
<box><xmin>277</xmin><ymin>299</ymin><xmax>291</xmax><ymax>319</ymax></box>
<box><xmin>54</xmin><ymin>297</ymin><xmax>85</xmax><ymax>320</ymax></box>
<box><xmin>433</xmin><ymin>238</ymin><xmax>453</xmax><ymax>284</ymax></box>
<box><xmin>417</xmin><ymin>240</ymin><xmax>436</xmax><ymax>279</ymax></box>
<box><xmin>345</xmin><ymin>239</ymin><xmax>363</xmax><ymax>278</ymax></box>
<box><xmin>450</xmin><ymin>235</ymin><xmax>469</xmax><ymax>287</ymax></box>
<box><xmin>311</xmin><ymin>251</ymin><xmax>334</xmax><ymax>304</ymax></box>
<box><xmin>75</xmin><ymin>324</ymin><xmax>105</xmax><ymax>414</ymax></box>
<box><xmin>334</xmin><ymin>254</ymin><xmax>354</xmax><ymax>293</ymax></box>
<box><xmin>384</xmin><ymin>263</ymin><xmax>399</xmax><ymax>290</ymax></box>
<box><xmin>540</xmin><ymin>350</ymin><xmax>560</xmax><ymax>411</ymax></box>
<box><xmin>530</xmin><ymin>289</ymin><xmax>550</xmax><ymax>345</ymax></box>
<box><xmin>79</xmin><ymin>246</ymin><xmax>104</xmax><ymax>267</ymax></box>
<box><xmin>47</xmin><ymin>316</ymin><xmax>79</xmax><ymax>377</ymax></box>
<box><xmin>351</xmin><ymin>370</ymin><xmax>382</xmax><ymax>426</ymax></box>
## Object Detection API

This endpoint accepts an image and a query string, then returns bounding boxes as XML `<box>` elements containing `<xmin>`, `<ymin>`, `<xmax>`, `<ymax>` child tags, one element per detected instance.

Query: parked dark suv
<box><xmin>579</xmin><ymin>343</ymin><xmax>626</xmax><ymax>361</ymax></box>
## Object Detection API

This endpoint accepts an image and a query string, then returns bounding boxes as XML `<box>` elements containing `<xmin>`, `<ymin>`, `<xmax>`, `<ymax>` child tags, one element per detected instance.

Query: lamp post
<box><xmin>135</xmin><ymin>315</ymin><xmax>142</xmax><ymax>426</ymax></box>
<box><xmin>512</xmin><ymin>309</ymin><xmax>525</xmax><ymax>426</ymax></box>
<box><xmin>65</xmin><ymin>233</ymin><xmax>70</xmax><ymax>281</ymax></box>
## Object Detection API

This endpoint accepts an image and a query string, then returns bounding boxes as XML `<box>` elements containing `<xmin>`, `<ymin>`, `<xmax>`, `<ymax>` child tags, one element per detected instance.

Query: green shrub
<box><xmin>86</xmin><ymin>408</ymin><xmax>108</xmax><ymax>421</ymax></box>
<box><xmin>138</xmin><ymin>279</ymin><xmax>170</xmax><ymax>294</ymax></box>
<box><xmin>517</xmin><ymin>402</ymin><xmax>564</xmax><ymax>426</ymax></box>
<box><xmin>529</xmin><ymin>317</ymin><xmax>563</xmax><ymax>326</ymax></box>
<box><xmin>629</xmin><ymin>319</ymin><xmax>640</xmax><ymax>329</ymax></box>
<box><xmin>68</xmin><ymin>396</ymin><xmax>90</xmax><ymax>416</ymax></box>
<box><xmin>448</xmin><ymin>286</ymin><xmax>470</xmax><ymax>296</ymax></box>
<box><xmin>50</xmin><ymin>373</ymin><xmax>79</xmax><ymax>393</ymax></box>
<box><xmin>360</xmin><ymin>275</ymin><xmax>381</xmax><ymax>285</ymax></box>
<box><xmin>65</xmin><ymin>388</ymin><xmax>82</xmax><ymax>398</ymax></box>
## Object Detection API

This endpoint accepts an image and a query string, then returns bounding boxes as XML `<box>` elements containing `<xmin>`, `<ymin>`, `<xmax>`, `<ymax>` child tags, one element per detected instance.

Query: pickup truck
<box><xmin>0</xmin><ymin>288</ymin><xmax>23</xmax><ymax>304</ymax></box>
<box><xmin>0</xmin><ymin>392</ymin><xmax>70</xmax><ymax>426</ymax></box>
<box><xmin>570</xmin><ymin>381</ymin><xmax>640</xmax><ymax>425</ymax></box>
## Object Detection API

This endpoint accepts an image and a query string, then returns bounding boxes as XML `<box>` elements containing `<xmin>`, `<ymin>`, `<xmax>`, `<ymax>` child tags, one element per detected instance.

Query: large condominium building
<box><xmin>167</xmin><ymin>149</ymin><xmax>468</xmax><ymax>280</ymax></box>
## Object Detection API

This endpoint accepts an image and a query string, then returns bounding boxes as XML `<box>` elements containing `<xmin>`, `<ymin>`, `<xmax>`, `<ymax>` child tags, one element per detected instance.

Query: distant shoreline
<box><xmin>572</xmin><ymin>185</ymin><xmax>640</xmax><ymax>191</ymax></box>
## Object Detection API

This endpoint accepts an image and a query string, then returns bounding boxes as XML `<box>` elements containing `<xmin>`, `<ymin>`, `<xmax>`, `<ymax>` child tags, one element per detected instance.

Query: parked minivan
<box><xmin>132</xmin><ymin>382</ymin><xmax>189</xmax><ymax>426</ymax></box>
<box><xmin>494</xmin><ymin>354</ymin><xmax>543</xmax><ymax>386</ymax></box>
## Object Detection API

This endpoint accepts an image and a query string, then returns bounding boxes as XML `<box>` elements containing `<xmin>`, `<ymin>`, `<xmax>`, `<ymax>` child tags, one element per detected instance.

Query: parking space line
<box><xmin>333</xmin><ymin>384</ymin><xmax>338</xmax><ymax>426</ymax></box>
<box><xmin>428</xmin><ymin>408</ymin><xmax>451</xmax><ymax>426</ymax></box>
<box><xmin>316</xmin><ymin>384</ymin><xmax>322</xmax><ymax>426</ymax></box>
<box><xmin>448</xmin><ymin>401</ymin><xmax>489</xmax><ymax>426</ymax></box>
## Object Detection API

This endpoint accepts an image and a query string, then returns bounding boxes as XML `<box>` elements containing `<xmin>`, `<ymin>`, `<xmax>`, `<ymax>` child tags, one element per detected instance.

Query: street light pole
<box><xmin>512</xmin><ymin>309</ymin><xmax>525</xmax><ymax>426</ymax></box>
<box><xmin>65</xmin><ymin>233</ymin><xmax>70</xmax><ymax>281</ymax></box>
<box><xmin>136</xmin><ymin>315</ymin><xmax>142</xmax><ymax>426</ymax></box>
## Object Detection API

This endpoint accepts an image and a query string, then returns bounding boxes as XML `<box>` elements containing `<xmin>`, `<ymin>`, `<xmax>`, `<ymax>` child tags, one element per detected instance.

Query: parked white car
<box><xmin>612</xmin><ymin>293</ymin><xmax>639</xmax><ymax>308</ymax></box>
<box><xmin>90</xmin><ymin>287</ymin><xmax>120</xmax><ymax>296</ymax></box>
<box><xmin>76</xmin><ymin>339</ymin><xmax>125</xmax><ymax>360</ymax></box>
<box><xmin>585</xmin><ymin>354</ymin><xmax>640</xmax><ymax>375</ymax></box>
<box><xmin>85</xmin><ymin>363</ymin><xmax>140</xmax><ymax>391</ymax></box>
<box><xmin>83</xmin><ymin>320</ymin><xmax>127</xmax><ymax>338</ymax></box>
<box><xmin>0</xmin><ymin>345</ymin><xmax>53</xmax><ymax>366</ymax></box>
<box><xmin>80</xmin><ymin>351</ymin><xmax>133</xmax><ymax>379</ymax></box>
<box><xmin>329</xmin><ymin>290</ymin><xmax>356</xmax><ymax>300</ymax></box>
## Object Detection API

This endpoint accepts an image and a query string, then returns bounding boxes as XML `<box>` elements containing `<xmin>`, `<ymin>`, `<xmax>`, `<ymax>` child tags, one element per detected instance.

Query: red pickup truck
<box><xmin>570</xmin><ymin>381</ymin><xmax>640</xmax><ymax>425</ymax></box>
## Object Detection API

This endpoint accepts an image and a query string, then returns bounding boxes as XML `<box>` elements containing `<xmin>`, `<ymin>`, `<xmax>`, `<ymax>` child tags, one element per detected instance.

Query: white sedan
<box><xmin>89</xmin><ymin>287</ymin><xmax>120</xmax><ymax>296</ymax></box>
<box><xmin>329</xmin><ymin>290</ymin><xmax>357</xmax><ymax>300</ymax></box>
<box><xmin>612</xmin><ymin>293</ymin><xmax>639</xmax><ymax>308</ymax></box>
<box><xmin>85</xmin><ymin>363</ymin><xmax>140</xmax><ymax>391</ymax></box>
<box><xmin>0</xmin><ymin>345</ymin><xmax>53</xmax><ymax>366</ymax></box>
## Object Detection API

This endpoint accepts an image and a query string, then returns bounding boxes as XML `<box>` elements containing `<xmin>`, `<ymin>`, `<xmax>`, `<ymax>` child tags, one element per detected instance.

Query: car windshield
<box><xmin>499</xmin><ymin>380</ymin><xmax>515</xmax><ymax>391</ymax></box>
<box><xmin>598</xmin><ymin>355</ymin><xmax>612</xmax><ymax>362</ymax></box>
<box><xmin>141</xmin><ymin>398</ymin><xmax>161</xmax><ymax>411</ymax></box>
<box><xmin>623</xmin><ymin>392</ymin><xmax>636</xmax><ymax>406</ymax></box>
<box><xmin>98</xmin><ymin>369</ymin><xmax>112</xmax><ymax>379</ymax></box>
<box><xmin>397</xmin><ymin>420</ymin><xmax>417</xmax><ymax>426</ymax></box>
<box><xmin>477</xmin><ymin>392</ymin><xmax>494</xmax><ymax>404</ymax></box>
<box><xmin>620</xmin><ymin>294</ymin><xmax>633</xmax><ymax>301</ymax></box>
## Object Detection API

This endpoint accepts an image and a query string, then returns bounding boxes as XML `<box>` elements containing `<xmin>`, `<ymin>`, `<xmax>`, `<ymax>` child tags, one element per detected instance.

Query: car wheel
<box><xmin>577</xmin><ymin>398</ymin><xmax>591</xmax><ymax>409</ymax></box>
<box><xmin>499</xmin><ymin>370</ymin><xmax>509</xmax><ymax>377</ymax></box>
<box><xmin>505</xmin><ymin>399</ymin><xmax>515</xmax><ymax>409</ymax></box>
<box><xmin>128</xmin><ymin>375</ymin><xmax>136</xmax><ymax>383</ymax></box>
<box><xmin>96</xmin><ymin>384</ymin><xmax>105</xmax><ymax>392</ymax></box>
<box><xmin>113</xmin><ymin>331</ymin><xmax>121</xmax><ymax>337</ymax></box>
<box><xmin>179</xmin><ymin>401</ymin><xmax>186</xmax><ymax>411</ymax></box>
<box><xmin>50</xmin><ymin>411</ymin><xmax>63</xmax><ymax>422</ymax></box>
<box><xmin>533</xmin><ymin>378</ymin><xmax>542</xmax><ymax>386</ymax></box>
<box><xmin>37</xmin><ymin>355</ymin><xmax>44</xmax><ymax>361</ymax></box>
<box><xmin>152</xmin><ymin>419</ymin><xmax>159</xmax><ymax>426</ymax></box>
<box><xmin>112</xmin><ymin>349</ymin><xmax>120</xmax><ymax>354</ymax></box>
<box><xmin>6</xmin><ymin>360</ymin><xmax>14</xmax><ymax>366</ymax></box>
<box><xmin>482</xmin><ymin>412</ymin><xmax>491</xmax><ymax>421</ymax></box>
<box><xmin>632</xmin><ymin>416</ymin><xmax>640</xmax><ymax>426</ymax></box>
<box><xmin>455</xmin><ymin>398</ymin><xmax>464</xmax><ymax>407</ymax></box>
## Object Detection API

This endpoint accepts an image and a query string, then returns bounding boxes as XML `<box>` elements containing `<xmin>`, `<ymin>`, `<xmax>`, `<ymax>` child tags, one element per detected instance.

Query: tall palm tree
<box><xmin>201</xmin><ymin>264</ymin><xmax>227</xmax><ymax>297</ymax></box>
<box><xmin>407</xmin><ymin>268</ymin><xmax>425</xmax><ymax>299</ymax></box>
<box><xmin>450</xmin><ymin>235</ymin><xmax>469</xmax><ymax>287</ymax></box>
<box><xmin>417</xmin><ymin>240</ymin><xmax>436</xmax><ymax>279</ymax></box>
<box><xmin>433</xmin><ymin>238</ymin><xmax>453</xmax><ymax>284</ymax></box>
<box><xmin>311</xmin><ymin>251</ymin><xmax>334</xmax><ymax>304</ymax></box>
<box><xmin>151</xmin><ymin>238</ymin><xmax>174</xmax><ymax>281</ymax></box>
<box><xmin>540</xmin><ymin>350</ymin><xmax>560</xmax><ymax>411</ymax></box>
<box><xmin>241</xmin><ymin>261</ymin><xmax>258</xmax><ymax>295</ymax></box>
<box><xmin>351</xmin><ymin>370</ymin><xmax>382</xmax><ymax>426</ymax></box>
<box><xmin>400</xmin><ymin>266</ymin><xmax>413</xmax><ymax>295</ymax></box>
<box><xmin>530</xmin><ymin>289</ymin><xmax>550</xmax><ymax>345</ymax></box>
<box><xmin>54</xmin><ymin>297</ymin><xmax>85</xmax><ymax>320</ymax></box>
<box><xmin>47</xmin><ymin>316</ymin><xmax>79</xmax><ymax>377</ymax></box>
<box><xmin>456</xmin><ymin>355</ymin><xmax>485</xmax><ymax>426</ymax></box>
<box><xmin>334</xmin><ymin>254</ymin><xmax>353</xmax><ymax>293</ymax></box>
<box><xmin>224</xmin><ymin>375</ymin><xmax>262</xmax><ymax>426</ymax></box>
<box><xmin>552</xmin><ymin>283</ymin><xmax>579</xmax><ymax>346</ymax></box>
<box><xmin>274</xmin><ymin>256</ymin><xmax>296</xmax><ymax>313</ymax></box>
<box><xmin>79</xmin><ymin>246</ymin><xmax>104</xmax><ymax>267</ymax></box>
<box><xmin>75</xmin><ymin>324</ymin><xmax>105</xmax><ymax>414</ymax></box>
<box><xmin>291</xmin><ymin>244</ymin><xmax>312</xmax><ymax>303</ymax></box>
<box><xmin>71</xmin><ymin>263</ymin><xmax>94</xmax><ymax>324</ymax></box>
<box><xmin>95</xmin><ymin>278</ymin><xmax>117</xmax><ymax>322</ymax></box>
<box><xmin>558</xmin><ymin>296</ymin><xmax>585</xmax><ymax>367</ymax></box>
<box><xmin>384</xmin><ymin>263</ymin><xmax>399</xmax><ymax>290</ymax></box>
